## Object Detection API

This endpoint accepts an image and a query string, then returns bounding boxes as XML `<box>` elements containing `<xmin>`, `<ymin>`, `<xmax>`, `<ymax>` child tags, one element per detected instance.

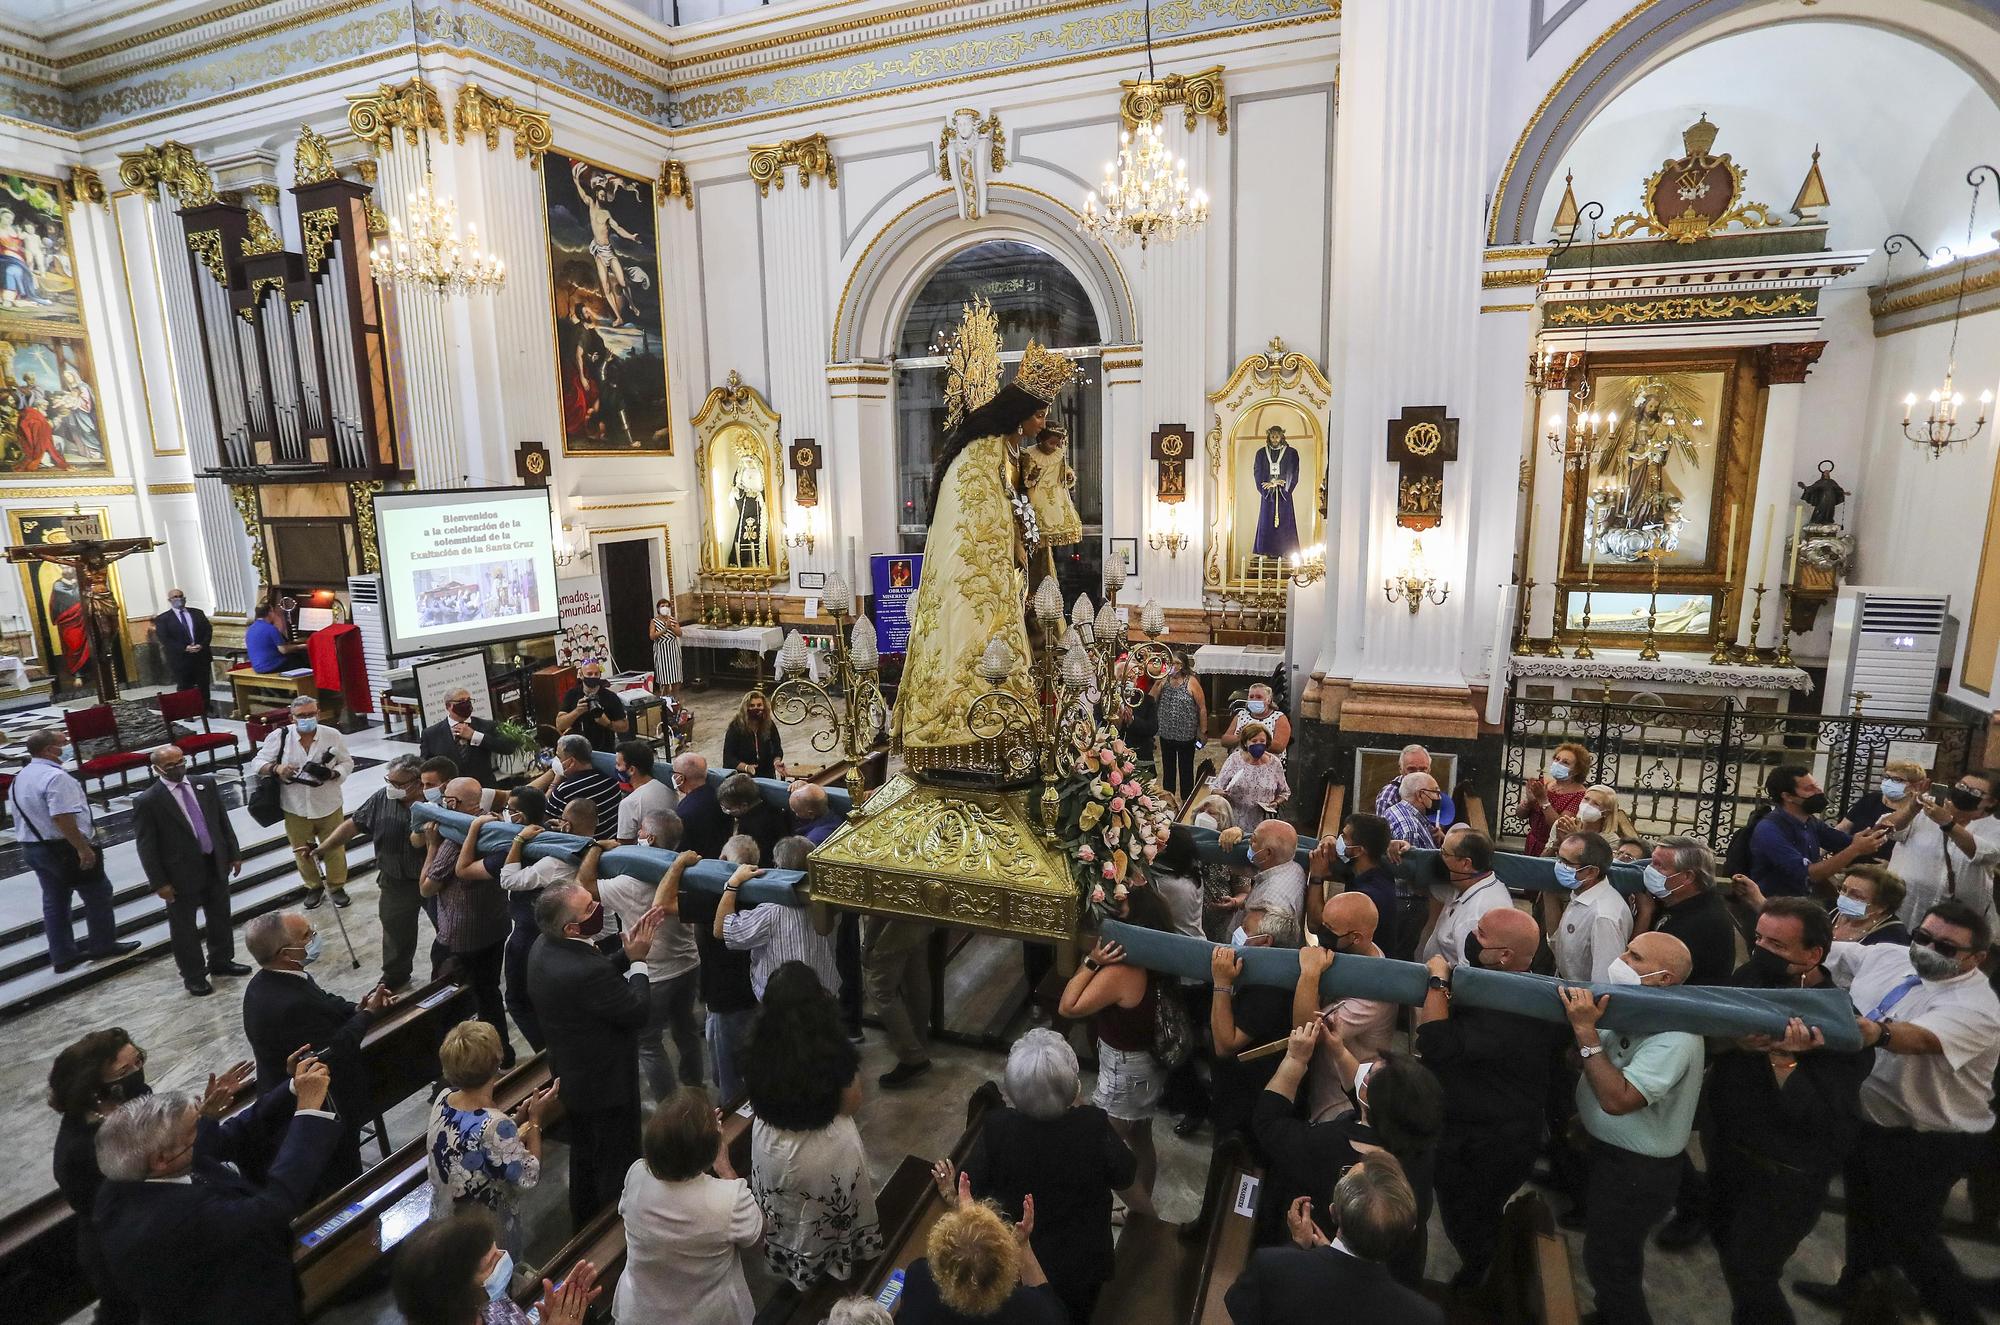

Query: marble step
<box><xmin>0</xmin><ymin>840</ymin><xmax>380</xmax><ymax>1018</ymax></box>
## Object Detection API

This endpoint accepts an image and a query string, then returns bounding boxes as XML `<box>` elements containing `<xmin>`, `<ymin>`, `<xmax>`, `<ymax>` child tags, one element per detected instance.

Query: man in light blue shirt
<box><xmin>1560</xmin><ymin>930</ymin><xmax>1701</xmax><ymax>1325</ymax></box>
<box><xmin>11</xmin><ymin>728</ymin><xmax>136</xmax><ymax>971</ymax></box>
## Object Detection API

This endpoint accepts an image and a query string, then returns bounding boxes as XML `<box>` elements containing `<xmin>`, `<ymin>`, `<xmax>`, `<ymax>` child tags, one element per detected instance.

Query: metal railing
<box><xmin>1499</xmin><ymin>692</ymin><xmax>1986</xmax><ymax>850</ymax></box>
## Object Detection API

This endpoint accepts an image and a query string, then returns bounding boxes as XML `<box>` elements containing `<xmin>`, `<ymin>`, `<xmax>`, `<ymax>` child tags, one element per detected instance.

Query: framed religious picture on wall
<box><xmin>1204</xmin><ymin>338</ymin><xmax>1332</xmax><ymax>593</ymax></box>
<box><xmin>8</xmin><ymin>506</ymin><xmax>132</xmax><ymax>693</ymax></box>
<box><xmin>542</xmin><ymin>151</ymin><xmax>672</xmax><ymax>455</ymax></box>
<box><xmin>1556</xmin><ymin>349</ymin><xmax>1759</xmax><ymax>649</ymax></box>
<box><xmin>691</xmin><ymin>371</ymin><xmax>789</xmax><ymax>583</ymax></box>
<box><xmin>0</xmin><ymin>170</ymin><xmax>112</xmax><ymax>475</ymax></box>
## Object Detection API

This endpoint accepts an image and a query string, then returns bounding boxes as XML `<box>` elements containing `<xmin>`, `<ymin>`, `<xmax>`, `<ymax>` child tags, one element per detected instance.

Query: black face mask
<box><xmin>1798</xmin><ymin>792</ymin><xmax>1829</xmax><ymax>816</ymax></box>
<box><xmin>159</xmin><ymin>765</ymin><xmax>186</xmax><ymax>783</ymax></box>
<box><xmin>582</xmin><ymin>678</ymin><xmax>602</xmax><ymax>690</ymax></box>
<box><xmin>101</xmin><ymin>1069</ymin><xmax>149</xmax><ymax>1104</ymax></box>
<box><xmin>1461</xmin><ymin>933</ymin><xmax>1491</xmax><ymax>968</ymax></box>
<box><xmin>1950</xmin><ymin>786</ymin><xmax>1986</xmax><ymax>812</ymax></box>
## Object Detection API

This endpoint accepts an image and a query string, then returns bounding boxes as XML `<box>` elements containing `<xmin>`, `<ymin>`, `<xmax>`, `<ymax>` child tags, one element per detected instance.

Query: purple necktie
<box><xmin>176</xmin><ymin>780</ymin><xmax>213</xmax><ymax>854</ymax></box>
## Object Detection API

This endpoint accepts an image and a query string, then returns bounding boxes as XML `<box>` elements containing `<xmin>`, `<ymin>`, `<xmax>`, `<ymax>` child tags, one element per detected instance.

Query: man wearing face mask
<box><xmin>93</xmin><ymin>1055</ymin><xmax>339</xmax><ymax>1324</ymax></box>
<box><xmin>1643</xmin><ymin>836</ymin><xmax>1737</xmax><ymax>988</ymax></box>
<box><xmin>151</xmin><ymin>586</ymin><xmax>212</xmax><ymax>708</ymax></box>
<box><xmin>1881</xmin><ymin>768</ymin><xmax>2000</xmax><ymax>929</ymax></box>
<box><xmin>418</xmin><ymin>685</ymin><xmax>519</xmax><ymax>785</ymax></box>
<box><xmin>614</xmin><ymin>737</ymin><xmax>676</xmax><ymax>843</ymax></box>
<box><xmin>555</xmin><ymin>659</ymin><xmax>630</xmax><ymax>753</ymax></box>
<box><xmin>1292</xmin><ymin>894</ymin><xmax>1397</xmax><ymax>1123</ymax></box>
<box><xmin>1746</xmin><ymin>764</ymin><xmax>1887</xmax><ymax>900</ymax></box>
<box><xmin>1557</xmin><ymin>930</ymin><xmax>1702</xmax><ymax>1325</ymax></box>
<box><xmin>241</xmin><ymin>910</ymin><xmax>394</xmax><ymax>1195</ymax></box>
<box><xmin>316</xmin><ymin>754</ymin><xmax>437</xmax><ymax>992</ymax></box>
<box><xmin>420</xmin><ymin>777</ymin><xmax>515</xmax><ymax>1063</ymax></box>
<box><xmin>1418</xmin><ymin>827</ymin><xmax>1510</xmax><ymax>968</ymax></box>
<box><xmin>1704</xmin><ymin>898</ymin><xmax>1874</xmax><ymax>1325</ymax></box>
<box><xmin>527</xmin><ymin>881</ymin><xmax>667</xmax><ymax>1224</ymax></box>
<box><xmin>1306</xmin><ymin>813</ymin><xmax>1398</xmax><ymax>953</ymax></box>
<box><xmin>1414</xmin><ymin>906</ymin><xmax>1567</xmax><ymax>1295</ymax></box>
<box><xmin>132</xmin><ymin>744</ymin><xmax>245</xmax><ymax>996</ymax></box>
<box><xmin>1552</xmin><ymin>832</ymin><xmax>1630</xmax><ymax>985</ymax></box>
<box><xmin>579</xmin><ymin>809</ymin><xmax>705</xmax><ymax>1100</ymax></box>
<box><xmin>1373</xmin><ymin>744</ymin><xmax>1432</xmax><ymax>816</ymax></box>
<box><xmin>1794</xmin><ymin>900</ymin><xmax>2000</xmax><ymax>1322</ymax></box>
<box><xmin>1241</xmin><ymin>818</ymin><xmax>1306</xmax><ymax>938</ymax></box>
<box><xmin>538</xmin><ymin>732</ymin><xmax>624</xmax><ymax>826</ymax></box>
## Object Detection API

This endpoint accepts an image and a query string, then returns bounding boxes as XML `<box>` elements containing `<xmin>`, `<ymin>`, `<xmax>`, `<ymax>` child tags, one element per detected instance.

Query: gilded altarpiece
<box><xmin>692</xmin><ymin>371</ymin><xmax>789</xmax><ymax>585</ymax></box>
<box><xmin>1204</xmin><ymin>337</ymin><xmax>1330</xmax><ymax>592</ymax></box>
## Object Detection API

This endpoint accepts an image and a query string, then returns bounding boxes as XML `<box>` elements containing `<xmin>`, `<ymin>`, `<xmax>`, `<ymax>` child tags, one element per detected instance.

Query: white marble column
<box><xmin>1320</xmin><ymin>0</ymin><xmax>1498</xmax><ymax>699</ymax></box>
<box><xmin>1743</xmin><ymin>376</ymin><xmax>1807</xmax><ymax>653</ymax></box>
<box><xmin>824</xmin><ymin>362</ymin><xmax>893</xmax><ymax>598</ymax></box>
<box><xmin>1527</xmin><ymin>384</ymin><xmax>1569</xmax><ymax>637</ymax></box>
<box><xmin>1099</xmin><ymin>351</ymin><xmax>1146</xmax><ymax>596</ymax></box>
<box><xmin>369</xmin><ymin>133</ymin><xmax>471</xmax><ymax>488</ymax></box>
<box><xmin>761</xmin><ymin>179</ymin><xmax>837</xmax><ymax>590</ymax></box>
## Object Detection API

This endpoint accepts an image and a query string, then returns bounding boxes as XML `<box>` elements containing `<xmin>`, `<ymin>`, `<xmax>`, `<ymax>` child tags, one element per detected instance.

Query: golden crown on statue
<box><xmin>1015</xmin><ymin>341</ymin><xmax>1079</xmax><ymax>404</ymax></box>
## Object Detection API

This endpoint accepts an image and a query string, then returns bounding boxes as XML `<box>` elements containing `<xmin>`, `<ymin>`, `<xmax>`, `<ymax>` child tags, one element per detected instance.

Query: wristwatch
<box><xmin>1578</xmin><ymin>1044</ymin><xmax>1604</xmax><ymax>1059</ymax></box>
<box><xmin>1082</xmin><ymin>957</ymin><xmax>1101</xmax><ymax>972</ymax></box>
<box><xmin>1426</xmin><ymin>974</ymin><xmax>1450</xmax><ymax>998</ymax></box>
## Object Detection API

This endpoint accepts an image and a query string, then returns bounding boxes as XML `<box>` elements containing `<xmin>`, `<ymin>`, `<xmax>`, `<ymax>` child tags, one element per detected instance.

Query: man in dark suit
<box><xmin>152</xmin><ymin>588</ymin><xmax>213</xmax><ymax>704</ymax></box>
<box><xmin>134</xmin><ymin>744</ymin><xmax>246</xmax><ymax>996</ymax></box>
<box><xmin>417</xmin><ymin>685</ymin><xmax>519</xmax><ymax>785</ymax></box>
<box><xmin>241</xmin><ymin>911</ymin><xmax>392</xmax><ymax>1194</ymax></box>
<box><xmin>95</xmin><ymin>1054</ymin><xmax>338</xmax><ymax>1325</ymax></box>
<box><xmin>527</xmin><ymin>880</ymin><xmax>664</xmax><ymax>1224</ymax></box>
<box><xmin>672</xmin><ymin>751</ymin><xmax>729</xmax><ymax>857</ymax></box>
<box><xmin>1225</xmin><ymin>1152</ymin><xmax>1444</xmax><ymax>1325</ymax></box>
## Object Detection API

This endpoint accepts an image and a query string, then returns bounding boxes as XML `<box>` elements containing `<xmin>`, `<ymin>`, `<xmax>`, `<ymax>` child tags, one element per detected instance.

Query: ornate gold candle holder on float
<box><xmin>769</xmin><ymin>573</ymin><xmax>886</xmax><ymax>802</ymax></box>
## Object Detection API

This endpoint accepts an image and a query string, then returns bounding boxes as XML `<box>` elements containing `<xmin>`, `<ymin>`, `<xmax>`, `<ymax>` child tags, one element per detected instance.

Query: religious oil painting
<box><xmin>1220</xmin><ymin>399</ymin><xmax>1324</xmax><ymax>589</ymax></box>
<box><xmin>1575</xmin><ymin>369</ymin><xmax>1728</xmax><ymax>570</ymax></box>
<box><xmin>9</xmin><ymin>507</ymin><xmax>132</xmax><ymax>690</ymax></box>
<box><xmin>0</xmin><ymin>171</ymin><xmax>112</xmax><ymax>476</ymax></box>
<box><xmin>542</xmin><ymin>150</ymin><xmax>671</xmax><ymax>455</ymax></box>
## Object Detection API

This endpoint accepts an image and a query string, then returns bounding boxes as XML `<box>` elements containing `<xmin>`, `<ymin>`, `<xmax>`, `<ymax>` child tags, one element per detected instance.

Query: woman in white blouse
<box><xmin>255</xmin><ymin>694</ymin><xmax>353</xmax><ymax>908</ymax></box>
<box><xmin>616</xmin><ymin>1087</ymin><xmax>764</xmax><ymax>1325</ymax></box>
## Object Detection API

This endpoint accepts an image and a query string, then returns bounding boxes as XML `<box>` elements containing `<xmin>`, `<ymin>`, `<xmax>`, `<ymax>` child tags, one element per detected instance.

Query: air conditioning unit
<box><xmin>346</xmin><ymin>574</ymin><xmax>394</xmax><ymax>711</ymax></box>
<box><xmin>1821</xmin><ymin>586</ymin><xmax>1950</xmax><ymax>720</ymax></box>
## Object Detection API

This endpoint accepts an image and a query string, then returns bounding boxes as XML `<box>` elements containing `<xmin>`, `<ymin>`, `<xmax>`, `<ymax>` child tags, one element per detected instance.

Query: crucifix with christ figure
<box><xmin>5</xmin><ymin>510</ymin><xmax>157</xmax><ymax>703</ymax></box>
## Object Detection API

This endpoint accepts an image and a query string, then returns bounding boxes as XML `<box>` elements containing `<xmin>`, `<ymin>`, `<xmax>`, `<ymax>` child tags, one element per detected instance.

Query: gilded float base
<box><xmin>805</xmin><ymin>772</ymin><xmax>1081</xmax><ymax>942</ymax></box>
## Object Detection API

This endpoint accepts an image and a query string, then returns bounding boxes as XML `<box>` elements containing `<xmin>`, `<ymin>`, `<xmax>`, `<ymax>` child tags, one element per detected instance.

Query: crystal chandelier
<box><xmin>1079</xmin><ymin>0</ymin><xmax>1208</xmax><ymax>251</ymax></box>
<box><xmin>369</xmin><ymin>1</ymin><xmax>506</xmax><ymax>298</ymax></box>
<box><xmin>1886</xmin><ymin>166</ymin><xmax>1997</xmax><ymax>456</ymax></box>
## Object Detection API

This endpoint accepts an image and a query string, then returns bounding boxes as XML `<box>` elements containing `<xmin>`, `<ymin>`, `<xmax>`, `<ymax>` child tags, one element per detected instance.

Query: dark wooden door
<box><xmin>600</xmin><ymin>539</ymin><xmax>657</xmax><ymax>676</ymax></box>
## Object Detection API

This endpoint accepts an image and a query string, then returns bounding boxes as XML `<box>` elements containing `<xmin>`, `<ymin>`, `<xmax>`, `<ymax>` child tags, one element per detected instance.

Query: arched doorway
<box><xmin>890</xmin><ymin>238</ymin><xmax>1107</xmax><ymax>600</ymax></box>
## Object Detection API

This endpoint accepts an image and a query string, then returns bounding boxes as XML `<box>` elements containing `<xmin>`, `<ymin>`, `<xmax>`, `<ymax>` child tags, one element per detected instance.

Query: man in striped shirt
<box><xmin>713</xmin><ymin>834</ymin><xmax>839</xmax><ymax>998</ymax></box>
<box><xmin>1374</xmin><ymin>744</ymin><xmax>1433</xmax><ymax>817</ymax></box>
<box><xmin>541</xmin><ymin>733</ymin><xmax>623</xmax><ymax>826</ymax></box>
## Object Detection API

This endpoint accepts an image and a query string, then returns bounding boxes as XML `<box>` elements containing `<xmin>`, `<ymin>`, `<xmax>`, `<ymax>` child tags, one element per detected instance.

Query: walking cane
<box><xmin>324</xmin><ymin>875</ymin><xmax>361</xmax><ymax>969</ymax></box>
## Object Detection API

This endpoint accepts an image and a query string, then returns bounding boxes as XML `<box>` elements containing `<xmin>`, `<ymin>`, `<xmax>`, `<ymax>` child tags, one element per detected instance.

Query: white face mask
<box><xmin>1548</xmin><ymin>761</ymin><xmax>1572</xmax><ymax>782</ymax></box>
<box><xmin>1351</xmin><ymin>1059</ymin><xmax>1378</xmax><ymax>1109</ymax></box>
<box><xmin>1606</xmin><ymin>957</ymin><xmax>1647</xmax><ymax>987</ymax></box>
<box><xmin>1881</xmin><ymin>778</ymin><xmax>1908</xmax><ymax>800</ymax></box>
<box><xmin>1577</xmin><ymin>803</ymin><xmax>1604</xmax><ymax>823</ymax></box>
<box><xmin>1193</xmin><ymin>813</ymin><xmax>1217</xmax><ymax>831</ymax></box>
<box><xmin>1332</xmin><ymin>834</ymin><xmax>1350</xmax><ymax>861</ymax></box>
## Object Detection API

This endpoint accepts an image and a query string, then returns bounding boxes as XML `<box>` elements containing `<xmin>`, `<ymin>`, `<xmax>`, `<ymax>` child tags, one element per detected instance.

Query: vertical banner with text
<box><xmin>556</xmin><ymin>572</ymin><xmax>611</xmax><ymax>666</ymax></box>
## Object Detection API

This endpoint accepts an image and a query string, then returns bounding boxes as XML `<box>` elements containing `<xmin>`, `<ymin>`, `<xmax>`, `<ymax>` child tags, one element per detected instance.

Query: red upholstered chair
<box><xmin>156</xmin><ymin>687</ymin><xmax>242</xmax><ymax>770</ymax></box>
<box><xmin>63</xmin><ymin>705</ymin><xmax>149</xmax><ymax>804</ymax></box>
<box><xmin>245</xmin><ymin>706</ymin><xmax>291</xmax><ymax>750</ymax></box>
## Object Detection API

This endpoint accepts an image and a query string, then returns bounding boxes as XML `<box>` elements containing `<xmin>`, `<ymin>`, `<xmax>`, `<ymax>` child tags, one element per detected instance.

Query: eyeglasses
<box><xmin>386</xmin><ymin>777</ymin><xmax>418</xmax><ymax>791</ymax></box>
<box><xmin>1911</xmin><ymin>929</ymin><xmax>1976</xmax><ymax>958</ymax></box>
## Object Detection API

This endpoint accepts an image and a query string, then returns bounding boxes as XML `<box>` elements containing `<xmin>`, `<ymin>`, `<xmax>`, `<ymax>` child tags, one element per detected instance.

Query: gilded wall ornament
<box><xmin>186</xmin><ymin>229</ymin><xmax>227</xmax><ymax>288</ymax></box>
<box><xmin>1120</xmin><ymin>65</ymin><xmax>1228</xmax><ymax>134</ymax></box>
<box><xmin>62</xmin><ymin>167</ymin><xmax>107</xmax><ymax>209</ymax></box>
<box><xmin>294</xmin><ymin>125</ymin><xmax>340</xmax><ymax>186</ymax></box>
<box><xmin>346</xmin><ymin>78</ymin><xmax>445</xmax><ymax>153</ymax></box>
<box><xmin>747</xmin><ymin>134</ymin><xmax>838</xmax><ymax>197</ymax></box>
<box><xmin>300</xmin><ymin>207</ymin><xmax>340</xmax><ymax>275</ymax></box>
<box><xmin>1602</xmin><ymin>116</ymin><xmax>1783</xmax><ymax>245</ymax></box>
<box><xmin>938</xmin><ymin>109</ymin><xmax>1005</xmax><ymax>220</ymax></box>
<box><xmin>658</xmin><ymin>159</ymin><xmax>693</xmax><ymax>209</ymax></box>
<box><xmin>1547</xmin><ymin>292</ymin><xmax>1815</xmax><ymax>328</ymax></box>
<box><xmin>116</xmin><ymin>141</ymin><xmax>216</xmax><ymax>206</ymax></box>
<box><xmin>240</xmin><ymin>212</ymin><xmax>285</xmax><ymax>257</ymax></box>
<box><xmin>350</xmin><ymin>481</ymin><xmax>383</xmax><ymax>572</ymax></box>
<box><xmin>453</xmin><ymin>83</ymin><xmax>553</xmax><ymax>166</ymax></box>
<box><xmin>229</xmin><ymin>484</ymin><xmax>270</xmax><ymax>584</ymax></box>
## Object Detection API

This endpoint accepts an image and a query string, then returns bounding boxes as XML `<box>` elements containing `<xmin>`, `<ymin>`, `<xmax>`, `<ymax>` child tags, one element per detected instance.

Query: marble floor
<box><xmin>12</xmin><ymin>682</ymin><xmax>2000</xmax><ymax>1323</ymax></box>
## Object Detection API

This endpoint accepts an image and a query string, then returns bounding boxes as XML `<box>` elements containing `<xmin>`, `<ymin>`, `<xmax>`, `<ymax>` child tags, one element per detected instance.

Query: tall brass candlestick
<box><xmin>1574</xmin><ymin>579</ymin><xmax>1598</xmax><ymax>660</ymax></box>
<box><xmin>1709</xmin><ymin>584</ymin><xmax>1737</xmax><ymax>666</ymax></box>
<box><xmin>1513</xmin><ymin>578</ymin><xmax>1537</xmax><ymax>656</ymax></box>
<box><xmin>1637</xmin><ymin>550</ymin><xmax>1663</xmax><ymax>661</ymax></box>
<box><xmin>1774</xmin><ymin>585</ymin><xmax>1795</xmax><ymax>668</ymax></box>
<box><xmin>1743</xmin><ymin>582</ymin><xmax>1768</xmax><ymax>666</ymax></box>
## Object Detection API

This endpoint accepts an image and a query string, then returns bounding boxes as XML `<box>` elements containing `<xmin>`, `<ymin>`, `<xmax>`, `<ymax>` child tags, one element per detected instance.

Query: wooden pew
<box><xmin>1187</xmin><ymin>1139</ymin><xmax>1265</xmax><ymax>1325</ymax></box>
<box><xmin>775</xmin><ymin>1081</ymin><xmax>1002</xmax><ymax>1323</ymax></box>
<box><xmin>298</xmin><ymin>1053</ymin><xmax>557</xmax><ymax>1316</ymax></box>
<box><xmin>0</xmin><ymin>976</ymin><xmax>475</xmax><ymax>1325</ymax></box>
<box><xmin>512</xmin><ymin>1204</ymin><xmax>628</xmax><ymax>1314</ymax></box>
<box><xmin>1087</xmin><ymin>1135</ymin><xmax>1260</xmax><ymax>1325</ymax></box>
<box><xmin>1473</xmin><ymin>1192</ymin><xmax>1579</xmax><ymax>1325</ymax></box>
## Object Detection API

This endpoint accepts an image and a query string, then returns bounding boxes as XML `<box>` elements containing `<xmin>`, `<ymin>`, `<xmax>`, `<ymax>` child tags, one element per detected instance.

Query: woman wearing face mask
<box><xmin>1836</xmin><ymin>760</ymin><xmax>1923</xmax><ymax>865</ymax></box>
<box><xmin>49</xmin><ymin>1029</ymin><xmax>252</xmax><ymax>1323</ymax></box>
<box><xmin>255</xmin><ymin>694</ymin><xmax>354</xmax><ymax>909</ymax></box>
<box><xmin>1516</xmin><ymin>740</ymin><xmax>1591</xmax><ymax>857</ymax></box>
<box><xmin>1833</xmin><ymin>864</ymin><xmax>1910</xmax><ymax>946</ymax></box>
<box><xmin>1222</xmin><ymin>683</ymin><xmax>1291</xmax><ymax>755</ymax></box>
<box><xmin>1254</xmin><ymin>1021</ymin><xmax>1444</xmax><ymax>1284</ymax></box>
<box><xmin>426</xmin><ymin>1020</ymin><xmax>557</xmax><ymax>1255</ymax></box>
<box><xmin>391</xmin><ymin>1208</ymin><xmax>599</xmax><ymax>1325</ymax></box>
<box><xmin>1153</xmin><ymin>653</ymin><xmax>1208</xmax><ymax>800</ymax></box>
<box><xmin>1190</xmin><ymin>795</ymin><xmax>1244</xmax><ymax>942</ymax></box>
<box><xmin>723</xmin><ymin>690</ymin><xmax>787</xmax><ymax>780</ymax></box>
<box><xmin>1213</xmin><ymin>721</ymin><xmax>1290</xmax><ymax>834</ymax></box>
<box><xmin>649</xmin><ymin>596</ymin><xmax>684</xmax><ymax>697</ymax></box>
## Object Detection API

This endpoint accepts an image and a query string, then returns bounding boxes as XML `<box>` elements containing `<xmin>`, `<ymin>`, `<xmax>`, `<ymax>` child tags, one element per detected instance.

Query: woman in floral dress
<box><xmin>1212</xmin><ymin>720</ymin><xmax>1291</xmax><ymax>831</ymax></box>
<box><xmin>425</xmin><ymin>1021</ymin><xmax>557</xmax><ymax>1255</ymax></box>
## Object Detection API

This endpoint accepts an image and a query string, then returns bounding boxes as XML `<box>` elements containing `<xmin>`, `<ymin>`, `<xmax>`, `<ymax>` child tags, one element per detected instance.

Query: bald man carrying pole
<box><xmin>1415</xmin><ymin>906</ymin><xmax>1571</xmax><ymax>1294</ymax></box>
<box><xmin>1559</xmin><ymin>930</ymin><xmax>1703</xmax><ymax>1325</ymax></box>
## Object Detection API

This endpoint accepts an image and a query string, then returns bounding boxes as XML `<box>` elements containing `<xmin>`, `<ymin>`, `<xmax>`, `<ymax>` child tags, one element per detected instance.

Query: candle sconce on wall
<box><xmin>1383</xmin><ymin>534</ymin><xmax>1449</xmax><ymax>615</ymax></box>
<box><xmin>1148</xmin><ymin>502</ymin><xmax>1189</xmax><ymax>557</ymax></box>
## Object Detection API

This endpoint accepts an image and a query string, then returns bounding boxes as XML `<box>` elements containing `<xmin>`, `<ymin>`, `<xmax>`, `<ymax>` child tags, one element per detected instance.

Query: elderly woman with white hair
<box><xmin>255</xmin><ymin>693</ymin><xmax>354</xmax><ymax>909</ymax></box>
<box><xmin>959</xmin><ymin>1027</ymin><xmax>1137</xmax><ymax>1324</ymax></box>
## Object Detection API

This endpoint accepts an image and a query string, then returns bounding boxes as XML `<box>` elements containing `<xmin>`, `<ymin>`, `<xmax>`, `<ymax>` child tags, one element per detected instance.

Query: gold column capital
<box><xmin>1120</xmin><ymin>66</ymin><xmax>1227</xmax><ymax>135</ymax></box>
<box><xmin>346</xmin><ymin>78</ymin><xmax>446</xmax><ymax>153</ymax></box>
<box><xmin>747</xmin><ymin>134</ymin><xmax>838</xmax><ymax>197</ymax></box>
<box><xmin>453</xmin><ymin>83</ymin><xmax>553</xmax><ymax>167</ymax></box>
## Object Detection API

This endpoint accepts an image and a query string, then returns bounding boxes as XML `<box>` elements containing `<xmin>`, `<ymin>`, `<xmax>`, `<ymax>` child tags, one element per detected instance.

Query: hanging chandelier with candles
<box><xmin>1079</xmin><ymin>0</ymin><xmax>1208</xmax><ymax>251</ymax></box>
<box><xmin>1885</xmin><ymin>166</ymin><xmax>1997</xmax><ymax>456</ymax></box>
<box><xmin>369</xmin><ymin>0</ymin><xmax>506</xmax><ymax>298</ymax></box>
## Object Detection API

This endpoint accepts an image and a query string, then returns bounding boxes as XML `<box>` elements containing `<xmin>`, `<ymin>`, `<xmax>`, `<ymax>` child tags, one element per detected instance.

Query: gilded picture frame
<box><xmin>542</xmin><ymin>149</ymin><xmax>672</xmax><ymax>455</ymax></box>
<box><xmin>8</xmin><ymin>505</ymin><xmax>134</xmax><ymax>689</ymax></box>
<box><xmin>691</xmin><ymin>370</ymin><xmax>788</xmax><ymax>584</ymax></box>
<box><xmin>1204</xmin><ymin>337</ymin><xmax>1331</xmax><ymax>593</ymax></box>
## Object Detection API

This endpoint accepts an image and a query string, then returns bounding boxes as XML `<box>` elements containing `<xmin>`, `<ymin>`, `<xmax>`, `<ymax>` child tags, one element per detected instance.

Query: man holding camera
<box><xmin>1882</xmin><ymin>769</ymin><xmax>2000</xmax><ymax>928</ymax></box>
<box><xmin>555</xmin><ymin>658</ymin><xmax>629</xmax><ymax>754</ymax></box>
